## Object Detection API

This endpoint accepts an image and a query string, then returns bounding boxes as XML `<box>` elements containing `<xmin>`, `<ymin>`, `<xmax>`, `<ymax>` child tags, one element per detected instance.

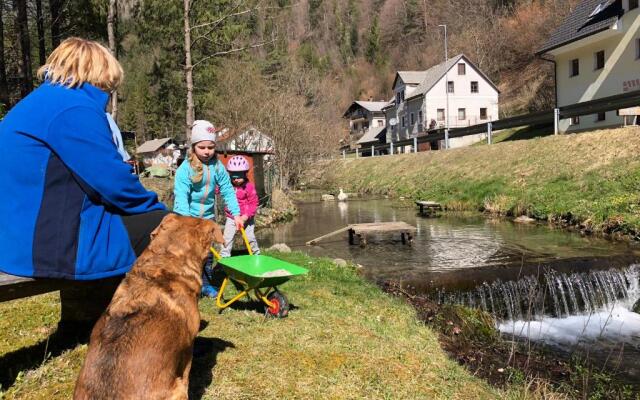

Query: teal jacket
<box><xmin>173</xmin><ymin>159</ymin><xmax>240</xmax><ymax>219</ymax></box>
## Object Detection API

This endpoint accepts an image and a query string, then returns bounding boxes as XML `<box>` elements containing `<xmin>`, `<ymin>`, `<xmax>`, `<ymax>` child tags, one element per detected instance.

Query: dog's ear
<box><xmin>201</xmin><ymin>220</ymin><xmax>224</xmax><ymax>244</ymax></box>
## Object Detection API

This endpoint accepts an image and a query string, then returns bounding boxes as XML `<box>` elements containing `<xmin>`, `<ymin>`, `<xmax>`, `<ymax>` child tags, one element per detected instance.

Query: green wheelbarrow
<box><xmin>209</xmin><ymin>228</ymin><xmax>308</xmax><ymax>318</ymax></box>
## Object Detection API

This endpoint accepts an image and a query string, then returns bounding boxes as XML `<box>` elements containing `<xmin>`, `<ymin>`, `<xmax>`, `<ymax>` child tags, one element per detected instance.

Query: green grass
<box><xmin>473</xmin><ymin>124</ymin><xmax>555</xmax><ymax>146</ymax></box>
<box><xmin>312</xmin><ymin>127</ymin><xmax>640</xmax><ymax>238</ymax></box>
<box><xmin>0</xmin><ymin>252</ymin><xmax>545</xmax><ymax>399</ymax></box>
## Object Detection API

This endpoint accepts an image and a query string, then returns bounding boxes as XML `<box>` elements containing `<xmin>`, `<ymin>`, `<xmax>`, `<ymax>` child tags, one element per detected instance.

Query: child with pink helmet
<box><xmin>220</xmin><ymin>155</ymin><xmax>260</xmax><ymax>257</ymax></box>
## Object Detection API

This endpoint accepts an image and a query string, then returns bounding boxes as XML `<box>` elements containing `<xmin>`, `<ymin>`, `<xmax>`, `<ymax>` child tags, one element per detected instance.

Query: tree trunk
<box><xmin>35</xmin><ymin>0</ymin><xmax>46</xmax><ymax>66</ymax></box>
<box><xmin>183</xmin><ymin>0</ymin><xmax>194</xmax><ymax>141</ymax></box>
<box><xmin>15</xmin><ymin>0</ymin><xmax>33</xmax><ymax>97</ymax></box>
<box><xmin>107</xmin><ymin>0</ymin><xmax>118</xmax><ymax>119</ymax></box>
<box><xmin>0</xmin><ymin>1</ymin><xmax>9</xmax><ymax>108</ymax></box>
<box><xmin>49</xmin><ymin>0</ymin><xmax>60</xmax><ymax>48</ymax></box>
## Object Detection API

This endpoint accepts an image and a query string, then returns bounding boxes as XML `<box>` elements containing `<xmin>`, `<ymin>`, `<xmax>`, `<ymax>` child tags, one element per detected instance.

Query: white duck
<box><xmin>337</xmin><ymin>188</ymin><xmax>348</xmax><ymax>202</ymax></box>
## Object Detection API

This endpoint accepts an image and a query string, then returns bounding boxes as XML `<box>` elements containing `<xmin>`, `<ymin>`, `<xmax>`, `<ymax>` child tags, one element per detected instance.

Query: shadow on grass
<box><xmin>189</xmin><ymin>337</ymin><xmax>235</xmax><ymax>399</ymax></box>
<box><xmin>501</xmin><ymin>123</ymin><xmax>554</xmax><ymax>142</ymax></box>
<box><xmin>0</xmin><ymin>321</ymin><xmax>92</xmax><ymax>389</ymax></box>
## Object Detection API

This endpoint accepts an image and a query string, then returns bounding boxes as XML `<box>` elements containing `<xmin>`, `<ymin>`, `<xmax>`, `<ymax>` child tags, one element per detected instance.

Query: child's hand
<box><xmin>233</xmin><ymin>215</ymin><xmax>244</xmax><ymax>230</ymax></box>
<box><xmin>240</xmin><ymin>215</ymin><xmax>249</xmax><ymax>223</ymax></box>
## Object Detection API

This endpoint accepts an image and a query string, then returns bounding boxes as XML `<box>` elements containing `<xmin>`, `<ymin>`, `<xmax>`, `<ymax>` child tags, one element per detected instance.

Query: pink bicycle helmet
<box><xmin>226</xmin><ymin>155</ymin><xmax>250</xmax><ymax>172</ymax></box>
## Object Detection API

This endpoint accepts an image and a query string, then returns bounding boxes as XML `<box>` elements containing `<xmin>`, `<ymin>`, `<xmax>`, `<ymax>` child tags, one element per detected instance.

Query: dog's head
<box><xmin>149</xmin><ymin>213</ymin><xmax>224</xmax><ymax>260</ymax></box>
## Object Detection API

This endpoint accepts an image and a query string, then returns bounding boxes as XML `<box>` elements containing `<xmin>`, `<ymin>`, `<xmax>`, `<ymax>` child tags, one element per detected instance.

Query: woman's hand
<box><xmin>234</xmin><ymin>215</ymin><xmax>244</xmax><ymax>230</ymax></box>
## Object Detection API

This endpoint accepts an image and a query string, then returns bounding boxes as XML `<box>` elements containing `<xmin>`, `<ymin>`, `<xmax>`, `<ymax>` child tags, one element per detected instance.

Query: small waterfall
<box><xmin>437</xmin><ymin>265</ymin><xmax>640</xmax><ymax>320</ymax></box>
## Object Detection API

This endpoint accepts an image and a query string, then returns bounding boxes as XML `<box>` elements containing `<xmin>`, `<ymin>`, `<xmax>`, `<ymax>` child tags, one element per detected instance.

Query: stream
<box><xmin>256</xmin><ymin>198</ymin><xmax>640</xmax><ymax>385</ymax></box>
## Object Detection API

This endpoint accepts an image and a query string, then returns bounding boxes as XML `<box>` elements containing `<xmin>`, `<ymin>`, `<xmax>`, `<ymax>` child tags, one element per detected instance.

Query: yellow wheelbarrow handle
<box><xmin>240</xmin><ymin>225</ymin><xmax>253</xmax><ymax>255</ymax></box>
<box><xmin>209</xmin><ymin>223</ymin><xmax>253</xmax><ymax>259</ymax></box>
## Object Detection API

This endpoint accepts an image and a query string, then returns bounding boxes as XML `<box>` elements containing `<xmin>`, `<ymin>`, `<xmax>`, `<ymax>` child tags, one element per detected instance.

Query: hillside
<box><xmin>306</xmin><ymin>127</ymin><xmax>640</xmax><ymax>238</ymax></box>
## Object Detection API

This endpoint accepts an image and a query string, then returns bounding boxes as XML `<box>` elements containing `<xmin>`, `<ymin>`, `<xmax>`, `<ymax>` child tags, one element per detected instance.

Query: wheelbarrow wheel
<box><xmin>265</xmin><ymin>290</ymin><xmax>289</xmax><ymax>318</ymax></box>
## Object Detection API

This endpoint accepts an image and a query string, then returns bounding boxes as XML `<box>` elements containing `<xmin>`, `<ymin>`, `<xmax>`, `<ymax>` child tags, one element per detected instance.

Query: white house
<box><xmin>385</xmin><ymin>54</ymin><xmax>499</xmax><ymax>150</ymax></box>
<box><xmin>217</xmin><ymin>127</ymin><xmax>273</xmax><ymax>153</ymax></box>
<box><xmin>538</xmin><ymin>0</ymin><xmax>640</xmax><ymax>133</ymax></box>
<box><xmin>342</xmin><ymin>101</ymin><xmax>387</xmax><ymax>148</ymax></box>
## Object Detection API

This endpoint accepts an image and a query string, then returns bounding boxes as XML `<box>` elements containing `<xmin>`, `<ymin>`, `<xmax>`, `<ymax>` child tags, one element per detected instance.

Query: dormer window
<box><xmin>457</xmin><ymin>63</ymin><xmax>466</xmax><ymax>75</ymax></box>
<box><xmin>395</xmin><ymin>90</ymin><xmax>405</xmax><ymax>104</ymax></box>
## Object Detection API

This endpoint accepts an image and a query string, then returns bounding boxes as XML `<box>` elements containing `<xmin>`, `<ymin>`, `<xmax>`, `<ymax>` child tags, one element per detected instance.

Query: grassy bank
<box><xmin>309</xmin><ymin>127</ymin><xmax>640</xmax><ymax>238</ymax></box>
<box><xmin>0</xmin><ymin>252</ymin><xmax>538</xmax><ymax>399</ymax></box>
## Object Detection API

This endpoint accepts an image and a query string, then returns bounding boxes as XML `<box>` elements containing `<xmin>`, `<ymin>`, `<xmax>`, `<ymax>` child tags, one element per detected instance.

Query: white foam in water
<box><xmin>499</xmin><ymin>298</ymin><xmax>640</xmax><ymax>345</ymax></box>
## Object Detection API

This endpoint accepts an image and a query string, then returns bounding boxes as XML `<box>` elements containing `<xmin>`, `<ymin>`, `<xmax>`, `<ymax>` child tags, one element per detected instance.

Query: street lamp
<box><xmin>438</xmin><ymin>24</ymin><xmax>449</xmax><ymax>149</ymax></box>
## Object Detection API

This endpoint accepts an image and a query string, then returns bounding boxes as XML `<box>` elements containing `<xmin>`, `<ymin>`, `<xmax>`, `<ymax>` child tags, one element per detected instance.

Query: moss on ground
<box><xmin>0</xmin><ymin>252</ymin><xmax>542</xmax><ymax>399</ymax></box>
<box><xmin>309</xmin><ymin>127</ymin><xmax>640</xmax><ymax>239</ymax></box>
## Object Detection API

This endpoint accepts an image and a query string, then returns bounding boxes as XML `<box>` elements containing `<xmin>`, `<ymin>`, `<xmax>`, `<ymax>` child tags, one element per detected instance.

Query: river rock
<box><xmin>514</xmin><ymin>215</ymin><xmax>535</xmax><ymax>224</ymax></box>
<box><xmin>268</xmin><ymin>243</ymin><xmax>291</xmax><ymax>253</ymax></box>
<box><xmin>633</xmin><ymin>299</ymin><xmax>640</xmax><ymax>314</ymax></box>
<box><xmin>321</xmin><ymin>194</ymin><xmax>335</xmax><ymax>201</ymax></box>
<box><xmin>333</xmin><ymin>258</ymin><xmax>348</xmax><ymax>267</ymax></box>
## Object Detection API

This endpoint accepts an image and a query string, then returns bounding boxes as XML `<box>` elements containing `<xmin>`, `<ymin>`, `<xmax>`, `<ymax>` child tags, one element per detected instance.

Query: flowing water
<box><xmin>256</xmin><ymin>198</ymin><xmax>640</xmax><ymax>384</ymax></box>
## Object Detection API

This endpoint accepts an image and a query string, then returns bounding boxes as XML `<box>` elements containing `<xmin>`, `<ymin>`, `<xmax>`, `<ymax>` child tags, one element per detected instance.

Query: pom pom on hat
<box><xmin>191</xmin><ymin>120</ymin><xmax>217</xmax><ymax>144</ymax></box>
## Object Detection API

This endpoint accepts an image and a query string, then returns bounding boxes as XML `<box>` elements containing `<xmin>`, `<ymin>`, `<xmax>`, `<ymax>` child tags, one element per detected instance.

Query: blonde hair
<box><xmin>188</xmin><ymin>150</ymin><xmax>204</xmax><ymax>184</ymax></box>
<box><xmin>37</xmin><ymin>37</ymin><xmax>123</xmax><ymax>92</ymax></box>
<box><xmin>188</xmin><ymin>146</ymin><xmax>220</xmax><ymax>184</ymax></box>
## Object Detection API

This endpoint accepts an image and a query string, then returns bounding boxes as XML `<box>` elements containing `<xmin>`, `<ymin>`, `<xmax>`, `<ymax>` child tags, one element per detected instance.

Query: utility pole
<box><xmin>438</xmin><ymin>24</ymin><xmax>449</xmax><ymax>149</ymax></box>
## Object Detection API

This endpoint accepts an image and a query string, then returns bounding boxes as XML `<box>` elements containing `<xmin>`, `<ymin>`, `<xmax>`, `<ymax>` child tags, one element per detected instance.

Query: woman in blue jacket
<box><xmin>173</xmin><ymin>120</ymin><xmax>243</xmax><ymax>297</ymax></box>
<box><xmin>0</xmin><ymin>38</ymin><xmax>167</xmax><ymax>282</ymax></box>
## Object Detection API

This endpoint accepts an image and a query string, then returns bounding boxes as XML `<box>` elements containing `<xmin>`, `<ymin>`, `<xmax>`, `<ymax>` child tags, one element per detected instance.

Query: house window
<box><xmin>396</xmin><ymin>90</ymin><xmax>405</xmax><ymax>104</ymax></box>
<box><xmin>458</xmin><ymin>108</ymin><xmax>466</xmax><ymax>120</ymax></box>
<box><xmin>418</xmin><ymin>110</ymin><xmax>423</xmax><ymax>124</ymax></box>
<box><xmin>630</xmin><ymin>0</ymin><xmax>638</xmax><ymax>10</ymax></box>
<box><xmin>458</xmin><ymin>63</ymin><xmax>466</xmax><ymax>75</ymax></box>
<box><xmin>480</xmin><ymin>108</ymin><xmax>487</xmax><ymax>120</ymax></box>
<box><xmin>410</xmin><ymin>113</ymin><xmax>415</xmax><ymax>125</ymax></box>
<box><xmin>636</xmin><ymin>38</ymin><xmax>640</xmax><ymax>59</ymax></box>
<box><xmin>595</xmin><ymin>112</ymin><xmax>606</xmax><ymax>122</ymax></box>
<box><xmin>401</xmin><ymin>116</ymin><xmax>406</xmax><ymax>127</ymax></box>
<box><xmin>377</xmin><ymin>119</ymin><xmax>384</xmax><ymax>127</ymax></box>
<box><xmin>594</xmin><ymin>50</ymin><xmax>605</xmax><ymax>70</ymax></box>
<box><xmin>447</xmin><ymin>81</ymin><xmax>454</xmax><ymax>93</ymax></box>
<box><xmin>437</xmin><ymin>109</ymin><xmax>445</xmax><ymax>121</ymax></box>
<box><xmin>570</xmin><ymin>59</ymin><xmax>579</xmax><ymax>76</ymax></box>
<box><xmin>571</xmin><ymin>116</ymin><xmax>580</xmax><ymax>125</ymax></box>
<box><xmin>470</xmin><ymin>81</ymin><xmax>479</xmax><ymax>93</ymax></box>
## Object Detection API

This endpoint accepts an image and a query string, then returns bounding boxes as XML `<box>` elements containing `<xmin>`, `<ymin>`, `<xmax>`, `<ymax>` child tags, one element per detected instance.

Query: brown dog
<box><xmin>74</xmin><ymin>213</ymin><xmax>224</xmax><ymax>400</ymax></box>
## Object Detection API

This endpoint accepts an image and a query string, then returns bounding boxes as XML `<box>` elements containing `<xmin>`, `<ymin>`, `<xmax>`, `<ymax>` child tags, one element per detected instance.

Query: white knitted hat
<box><xmin>190</xmin><ymin>120</ymin><xmax>217</xmax><ymax>144</ymax></box>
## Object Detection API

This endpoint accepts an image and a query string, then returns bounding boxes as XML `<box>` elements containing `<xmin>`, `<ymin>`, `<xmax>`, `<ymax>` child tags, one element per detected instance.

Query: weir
<box><xmin>436</xmin><ymin>265</ymin><xmax>640</xmax><ymax>321</ymax></box>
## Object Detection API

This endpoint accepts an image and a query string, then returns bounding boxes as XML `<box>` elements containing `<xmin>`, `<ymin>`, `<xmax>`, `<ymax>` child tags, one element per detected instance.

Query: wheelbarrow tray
<box><xmin>218</xmin><ymin>255</ymin><xmax>308</xmax><ymax>289</ymax></box>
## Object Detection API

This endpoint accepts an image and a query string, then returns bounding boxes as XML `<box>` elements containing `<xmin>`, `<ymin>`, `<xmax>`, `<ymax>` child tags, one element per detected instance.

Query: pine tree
<box><xmin>365</xmin><ymin>15</ymin><xmax>380</xmax><ymax>65</ymax></box>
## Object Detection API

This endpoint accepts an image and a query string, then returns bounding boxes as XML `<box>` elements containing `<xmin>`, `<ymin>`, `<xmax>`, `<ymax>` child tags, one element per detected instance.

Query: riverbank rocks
<box><xmin>322</xmin><ymin>194</ymin><xmax>335</xmax><ymax>201</ymax></box>
<box><xmin>268</xmin><ymin>243</ymin><xmax>291</xmax><ymax>253</ymax></box>
<box><xmin>633</xmin><ymin>299</ymin><xmax>640</xmax><ymax>314</ymax></box>
<box><xmin>333</xmin><ymin>258</ymin><xmax>348</xmax><ymax>267</ymax></box>
<box><xmin>514</xmin><ymin>215</ymin><xmax>536</xmax><ymax>224</ymax></box>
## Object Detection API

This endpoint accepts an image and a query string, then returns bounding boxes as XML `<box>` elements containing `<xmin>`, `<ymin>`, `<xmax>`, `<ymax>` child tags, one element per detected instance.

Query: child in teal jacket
<box><xmin>173</xmin><ymin>120</ymin><xmax>243</xmax><ymax>297</ymax></box>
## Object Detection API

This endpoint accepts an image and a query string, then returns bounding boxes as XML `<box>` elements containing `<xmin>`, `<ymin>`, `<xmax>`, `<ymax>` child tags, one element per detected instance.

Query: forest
<box><xmin>1</xmin><ymin>0</ymin><xmax>578</xmax><ymax>185</ymax></box>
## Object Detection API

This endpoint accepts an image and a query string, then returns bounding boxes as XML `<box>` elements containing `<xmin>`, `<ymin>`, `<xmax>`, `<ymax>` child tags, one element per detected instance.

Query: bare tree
<box><xmin>183</xmin><ymin>0</ymin><xmax>194</xmax><ymax>139</ymax></box>
<box><xmin>35</xmin><ymin>0</ymin><xmax>46</xmax><ymax>66</ymax></box>
<box><xmin>182</xmin><ymin>0</ymin><xmax>275</xmax><ymax>141</ymax></box>
<box><xmin>0</xmin><ymin>1</ymin><xmax>9</xmax><ymax>108</ymax></box>
<box><xmin>49</xmin><ymin>0</ymin><xmax>60</xmax><ymax>48</ymax></box>
<box><xmin>14</xmin><ymin>0</ymin><xmax>32</xmax><ymax>96</ymax></box>
<box><xmin>108</xmin><ymin>0</ymin><xmax>118</xmax><ymax>119</ymax></box>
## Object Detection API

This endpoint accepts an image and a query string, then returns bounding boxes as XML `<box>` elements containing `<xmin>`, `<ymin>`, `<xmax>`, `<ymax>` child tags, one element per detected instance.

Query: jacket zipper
<box><xmin>199</xmin><ymin>165</ymin><xmax>210</xmax><ymax>218</ymax></box>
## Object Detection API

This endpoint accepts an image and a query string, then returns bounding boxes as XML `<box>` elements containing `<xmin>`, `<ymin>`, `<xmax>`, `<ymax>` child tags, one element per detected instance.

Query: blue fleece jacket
<box><xmin>0</xmin><ymin>81</ymin><xmax>166</xmax><ymax>280</ymax></box>
<box><xmin>173</xmin><ymin>159</ymin><xmax>241</xmax><ymax>219</ymax></box>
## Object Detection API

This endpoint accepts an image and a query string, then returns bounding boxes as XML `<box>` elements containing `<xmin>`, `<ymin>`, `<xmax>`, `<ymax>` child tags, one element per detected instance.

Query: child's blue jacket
<box><xmin>0</xmin><ymin>81</ymin><xmax>166</xmax><ymax>280</ymax></box>
<box><xmin>173</xmin><ymin>159</ymin><xmax>241</xmax><ymax>220</ymax></box>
